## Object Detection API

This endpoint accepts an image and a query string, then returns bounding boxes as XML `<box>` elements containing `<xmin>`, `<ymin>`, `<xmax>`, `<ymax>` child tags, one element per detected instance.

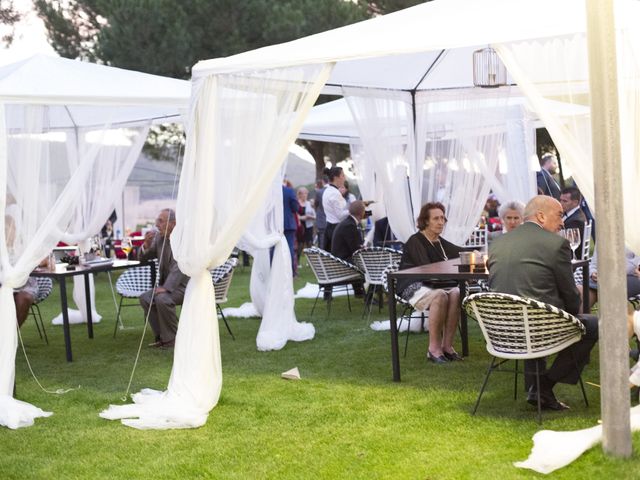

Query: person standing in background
<box><xmin>314</xmin><ymin>176</ymin><xmax>328</xmax><ymax>249</ymax></box>
<box><xmin>296</xmin><ymin>187</ymin><xmax>315</xmax><ymax>265</ymax></box>
<box><xmin>282</xmin><ymin>182</ymin><xmax>299</xmax><ymax>275</ymax></box>
<box><xmin>536</xmin><ymin>153</ymin><xmax>562</xmax><ymax>200</ymax></box>
<box><xmin>322</xmin><ymin>166</ymin><xmax>349</xmax><ymax>252</ymax></box>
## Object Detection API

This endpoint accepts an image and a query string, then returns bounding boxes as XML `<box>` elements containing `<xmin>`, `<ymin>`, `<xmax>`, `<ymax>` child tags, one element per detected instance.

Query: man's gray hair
<box><xmin>162</xmin><ymin>208</ymin><xmax>176</xmax><ymax>223</ymax></box>
<box><xmin>498</xmin><ymin>200</ymin><xmax>525</xmax><ymax>219</ymax></box>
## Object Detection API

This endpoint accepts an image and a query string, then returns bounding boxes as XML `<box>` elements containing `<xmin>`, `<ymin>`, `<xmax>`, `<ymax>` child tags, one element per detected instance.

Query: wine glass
<box><xmin>120</xmin><ymin>237</ymin><xmax>133</xmax><ymax>260</ymax></box>
<box><xmin>565</xmin><ymin>228</ymin><xmax>581</xmax><ymax>261</ymax></box>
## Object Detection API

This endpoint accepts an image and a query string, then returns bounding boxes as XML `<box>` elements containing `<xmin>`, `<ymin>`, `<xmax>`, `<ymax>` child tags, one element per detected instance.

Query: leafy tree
<box><xmin>35</xmin><ymin>0</ymin><xmax>370</xmax><ymax>166</ymax></box>
<box><xmin>34</xmin><ymin>1</ymin><xmax>427</xmax><ymax>175</ymax></box>
<box><xmin>35</xmin><ymin>0</ymin><xmax>369</xmax><ymax>78</ymax></box>
<box><xmin>364</xmin><ymin>0</ymin><xmax>428</xmax><ymax>15</ymax></box>
<box><xmin>0</xmin><ymin>0</ymin><xmax>22</xmax><ymax>45</ymax></box>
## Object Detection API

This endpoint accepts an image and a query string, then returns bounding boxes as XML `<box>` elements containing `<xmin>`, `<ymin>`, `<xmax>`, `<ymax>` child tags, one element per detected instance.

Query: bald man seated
<box><xmin>488</xmin><ymin>195</ymin><xmax>599</xmax><ymax>411</ymax></box>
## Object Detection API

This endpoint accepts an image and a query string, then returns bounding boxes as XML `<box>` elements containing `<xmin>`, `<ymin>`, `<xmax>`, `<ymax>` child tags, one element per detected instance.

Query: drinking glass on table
<box><xmin>120</xmin><ymin>237</ymin><xmax>133</xmax><ymax>260</ymax></box>
<box><xmin>565</xmin><ymin>227</ymin><xmax>581</xmax><ymax>261</ymax></box>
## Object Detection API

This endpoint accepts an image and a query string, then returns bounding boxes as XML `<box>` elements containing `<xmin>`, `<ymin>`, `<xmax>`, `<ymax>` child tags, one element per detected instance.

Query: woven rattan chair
<box><xmin>381</xmin><ymin>262</ymin><xmax>427</xmax><ymax>357</ymax></box>
<box><xmin>352</xmin><ymin>246</ymin><xmax>402</xmax><ymax>318</ymax></box>
<box><xmin>113</xmin><ymin>260</ymin><xmax>157</xmax><ymax>337</ymax></box>
<box><xmin>463</xmin><ymin>292</ymin><xmax>588</xmax><ymax>423</ymax></box>
<box><xmin>29</xmin><ymin>277</ymin><xmax>53</xmax><ymax>344</ymax></box>
<box><xmin>303</xmin><ymin>247</ymin><xmax>364</xmax><ymax>317</ymax></box>
<box><xmin>210</xmin><ymin>258</ymin><xmax>238</xmax><ymax>340</ymax></box>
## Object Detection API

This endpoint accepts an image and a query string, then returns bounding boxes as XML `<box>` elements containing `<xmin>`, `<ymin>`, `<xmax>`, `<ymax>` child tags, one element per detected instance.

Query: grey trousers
<box><xmin>139</xmin><ymin>289</ymin><xmax>183</xmax><ymax>343</ymax></box>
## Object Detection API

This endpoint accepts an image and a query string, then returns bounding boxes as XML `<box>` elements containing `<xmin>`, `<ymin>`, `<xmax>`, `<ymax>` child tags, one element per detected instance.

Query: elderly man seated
<box><xmin>139</xmin><ymin>208</ymin><xmax>189</xmax><ymax>349</ymax></box>
<box><xmin>488</xmin><ymin>195</ymin><xmax>599</xmax><ymax>410</ymax></box>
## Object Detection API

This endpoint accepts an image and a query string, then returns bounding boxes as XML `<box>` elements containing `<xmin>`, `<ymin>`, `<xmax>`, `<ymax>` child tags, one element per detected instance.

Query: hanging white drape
<box><xmin>415</xmin><ymin>89</ymin><xmax>536</xmax><ymax>244</ymax></box>
<box><xmin>349</xmin><ymin>142</ymin><xmax>383</xmax><ymax>207</ymax></box>
<box><xmin>344</xmin><ymin>89</ymin><xmax>417</xmax><ymax>242</ymax></box>
<box><xmin>495</xmin><ymin>0</ymin><xmax>640</xmax><ymax>252</ymax></box>
<box><xmin>52</xmin><ymin>124</ymin><xmax>149</xmax><ymax>325</ymax></box>
<box><xmin>0</xmin><ymin>104</ymin><xmax>150</xmax><ymax>429</ymax></box>
<box><xmin>101</xmin><ymin>63</ymin><xmax>332</xmax><ymax>429</ymax></box>
<box><xmin>344</xmin><ymin>87</ymin><xmax>535</xmax><ymax>246</ymax></box>
<box><xmin>237</xmin><ymin>167</ymin><xmax>315</xmax><ymax>351</ymax></box>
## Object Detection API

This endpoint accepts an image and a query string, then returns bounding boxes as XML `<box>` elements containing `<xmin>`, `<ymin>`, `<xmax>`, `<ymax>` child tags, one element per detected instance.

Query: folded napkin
<box><xmin>281</xmin><ymin>367</ymin><xmax>301</xmax><ymax>380</ymax></box>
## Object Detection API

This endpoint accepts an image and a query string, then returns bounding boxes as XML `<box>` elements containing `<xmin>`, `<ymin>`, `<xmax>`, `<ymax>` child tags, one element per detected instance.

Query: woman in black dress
<box><xmin>398</xmin><ymin>202</ymin><xmax>462</xmax><ymax>364</ymax></box>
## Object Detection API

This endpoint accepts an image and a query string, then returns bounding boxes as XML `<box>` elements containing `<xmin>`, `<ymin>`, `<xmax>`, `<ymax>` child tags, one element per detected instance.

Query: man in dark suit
<box><xmin>282</xmin><ymin>183</ymin><xmax>299</xmax><ymax>274</ymax></box>
<box><xmin>536</xmin><ymin>153</ymin><xmax>561</xmax><ymax>200</ymax></box>
<box><xmin>330</xmin><ymin>200</ymin><xmax>366</xmax><ymax>297</ymax></box>
<box><xmin>488</xmin><ymin>195</ymin><xmax>598</xmax><ymax>410</ymax></box>
<box><xmin>559</xmin><ymin>186</ymin><xmax>587</xmax><ymax>258</ymax></box>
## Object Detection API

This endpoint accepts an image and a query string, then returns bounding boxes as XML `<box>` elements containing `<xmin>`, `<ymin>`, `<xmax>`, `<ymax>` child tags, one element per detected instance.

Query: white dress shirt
<box><xmin>323</xmin><ymin>184</ymin><xmax>348</xmax><ymax>224</ymax></box>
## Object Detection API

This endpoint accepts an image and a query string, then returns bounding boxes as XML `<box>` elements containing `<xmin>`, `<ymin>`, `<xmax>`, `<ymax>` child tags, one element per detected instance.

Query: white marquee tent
<box><xmin>98</xmin><ymin>0</ymin><xmax>640</xmax><ymax>436</ymax></box>
<box><xmin>0</xmin><ymin>55</ymin><xmax>192</xmax><ymax>429</ymax></box>
<box><xmin>0</xmin><ymin>54</ymin><xmax>313</xmax><ymax>430</ymax></box>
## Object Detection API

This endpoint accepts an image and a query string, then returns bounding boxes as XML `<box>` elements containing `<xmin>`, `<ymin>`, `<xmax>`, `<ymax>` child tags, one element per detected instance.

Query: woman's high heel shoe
<box><xmin>443</xmin><ymin>350</ymin><xmax>463</xmax><ymax>361</ymax></box>
<box><xmin>427</xmin><ymin>351</ymin><xmax>448</xmax><ymax>364</ymax></box>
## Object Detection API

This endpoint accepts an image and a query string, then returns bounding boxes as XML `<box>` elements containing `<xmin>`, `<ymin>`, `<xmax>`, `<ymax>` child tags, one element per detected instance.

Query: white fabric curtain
<box><xmin>53</xmin><ymin>124</ymin><xmax>149</xmax><ymax>325</ymax></box>
<box><xmin>494</xmin><ymin>0</ymin><xmax>640</xmax><ymax>253</ymax></box>
<box><xmin>344</xmin><ymin>87</ymin><xmax>534</xmax><ymax>246</ymax></box>
<box><xmin>237</xmin><ymin>167</ymin><xmax>315</xmax><ymax>351</ymax></box>
<box><xmin>101</xmin><ymin>63</ymin><xmax>332</xmax><ymax>429</ymax></box>
<box><xmin>344</xmin><ymin>89</ymin><xmax>417</xmax><ymax>242</ymax></box>
<box><xmin>416</xmin><ymin>89</ymin><xmax>536</xmax><ymax>244</ymax></box>
<box><xmin>349</xmin><ymin>142</ymin><xmax>383</xmax><ymax>207</ymax></box>
<box><xmin>0</xmin><ymin>104</ymin><xmax>149</xmax><ymax>429</ymax></box>
<box><xmin>496</xmin><ymin>12</ymin><xmax>640</xmax><ymax>252</ymax></box>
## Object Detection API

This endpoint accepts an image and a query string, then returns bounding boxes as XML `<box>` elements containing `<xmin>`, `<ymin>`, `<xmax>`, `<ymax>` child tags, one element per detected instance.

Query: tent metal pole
<box><xmin>586</xmin><ymin>0</ymin><xmax>631</xmax><ymax>457</ymax></box>
<box><xmin>408</xmin><ymin>90</ymin><xmax>418</xmax><ymax>221</ymax></box>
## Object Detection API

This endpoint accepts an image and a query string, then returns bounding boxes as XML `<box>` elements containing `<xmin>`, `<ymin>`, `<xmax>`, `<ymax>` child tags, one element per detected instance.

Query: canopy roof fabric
<box><xmin>0</xmin><ymin>55</ymin><xmax>190</xmax><ymax>127</ymax></box>
<box><xmin>193</xmin><ymin>0</ymin><xmax>586</xmax><ymax>91</ymax></box>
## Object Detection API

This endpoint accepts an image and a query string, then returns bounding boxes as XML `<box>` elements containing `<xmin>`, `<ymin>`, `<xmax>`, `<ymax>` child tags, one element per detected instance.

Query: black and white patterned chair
<box><xmin>30</xmin><ymin>277</ymin><xmax>53</xmax><ymax>344</ymax></box>
<box><xmin>113</xmin><ymin>260</ymin><xmax>157</xmax><ymax>337</ymax></box>
<box><xmin>304</xmin><ymin>247</ymin><xmax>364</xmax><ymax>317</ymax></box>
<box><xmin>352</xmin><ymin>246</ymin><xmax>402</xmax><ymax>318</ymax></box>
<box><xmin>463</xmin><ymin>292</ymin><xmax>588</xmax><ymax>423</ymax></box>
<box><xmin>381</xmin><ymin>262</ymin><xmax>427</xmax><ymax>357</ymax></box>
<box><xmin>209</xmin><ymin>257</ymin><xmax>237</xmax><ymax>340</ymax></box>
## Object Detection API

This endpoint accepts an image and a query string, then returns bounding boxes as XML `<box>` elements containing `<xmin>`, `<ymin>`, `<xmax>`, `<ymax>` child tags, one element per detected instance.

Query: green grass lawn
<box><xmin>3</xmin><ymin>263</ymin><xmax>640</xmax><ymax>479</ymax></box>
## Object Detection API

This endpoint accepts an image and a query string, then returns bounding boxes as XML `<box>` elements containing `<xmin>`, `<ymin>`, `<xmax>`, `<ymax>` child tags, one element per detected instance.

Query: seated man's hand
<box><xmin>143</xmin><ymin>230</ymin><xmax>156</xmax><ymax>249</ymax></box>
<box><xmin>590</xmin><ymin>271</ymin><xmax>598</xmax><ymax>283</ymax></box>
<box><xmin>154</xmin><ymin>286</ymin><xmax>168</xmax><ymax>295</ymax></box>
